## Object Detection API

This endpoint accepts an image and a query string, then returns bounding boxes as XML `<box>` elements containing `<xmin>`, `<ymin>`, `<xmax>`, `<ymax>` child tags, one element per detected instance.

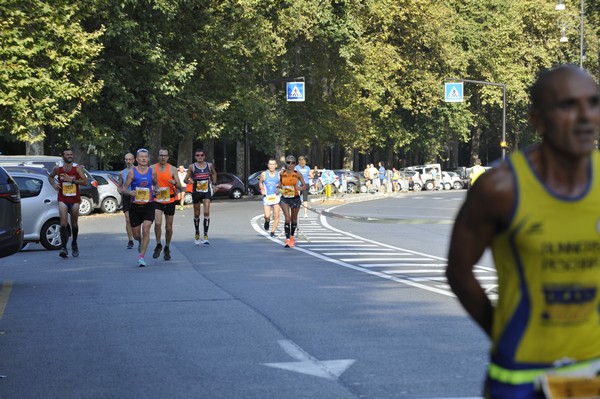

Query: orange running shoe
<box><xmin>284</xmin><ymin>239</ymin><xmax>291</xmax><ymax>248</ymax></box>
<box><xmin>289</xmin><ymin>237</ymin><xmax>295</xmax><ymax>247</ymax></box>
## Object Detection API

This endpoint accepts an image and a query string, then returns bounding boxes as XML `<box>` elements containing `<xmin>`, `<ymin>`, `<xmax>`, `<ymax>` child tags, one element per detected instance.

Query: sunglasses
<box><xmin>286</xmin><ymin>160</ymin><xmax>296</xmax><ymax>165</ymax></box>
<box><xmin>195</xmin><ymin>153</ymin><xmax>205</xmax><ymax>157</ymax></box>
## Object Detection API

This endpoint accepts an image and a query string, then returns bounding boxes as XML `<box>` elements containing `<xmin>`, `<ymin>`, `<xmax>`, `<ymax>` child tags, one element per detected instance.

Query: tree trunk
<box><xmin>470</xmin><ymin>123</ymin><xmax>481</xmax><ymax>164</ymax></box>
<box><xmin>342</xmin><ymin>147</ymin><xmax>353</xmax><ymax>170</ymax></box>
<box><xmin>236</xmin><ymin>140</ymin><xmax>244</xmax><ymax>179</ymax></box>
<box><xmin>204</xmin><ymin>138</ymin><xmax>215</xmax><ymax>166</ymax></box>
<box><xmin>275</xmin><ymin>145</ymin><xmax>284</xmax><ymax>166</ymax></box>
<box><xmin>147</xmin><ymin>124</ymin><xmax>163</xmax><ymax>165</ymax></box>
<box><xmin>26</xmin><ymin>127</ymin><xmax>44</xmax><ymax>155</ymax></box>
<box><xmin>177</xmin><ymin>135</ymin><xmax>193</xmax><ymax>168</ymax></box>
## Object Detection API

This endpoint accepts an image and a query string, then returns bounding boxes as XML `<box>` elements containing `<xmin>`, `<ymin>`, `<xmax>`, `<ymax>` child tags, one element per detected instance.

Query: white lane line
<box><xmin>251</xmin><ymin>215</ymin><xmax>455</xmax><ymax>297</ymax></box>
<box><xmin>302</xmin><ymin>244</ymin><xmax>377</xmax><ymax>248</ymax></box>
<box><xmin>385</xmin><ymin>270</ymin><xmax>448</xmax><ymax>274</ymax></box>
<box><xmin>322</xmin><ymin>251</ymin><xmax>397</xmax><ymax>256</ymax></box>
<box><xmin>358</xmin><ymin>263</ymin><xmax>447</xmax><ymax>268</ymax></box>
<box><xmin>342</xmin><ymin>257</ymin><xmax>435</xmax><ymax>262</ymax></box>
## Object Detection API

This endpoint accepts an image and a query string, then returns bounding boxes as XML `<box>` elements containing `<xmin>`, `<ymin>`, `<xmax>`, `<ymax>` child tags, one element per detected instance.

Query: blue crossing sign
<box><xmin>287</xmin><ymin>82</ymin><xmax>305</xmax><ymax>102</ymax></box>
<box><xmin>444</xmin><ymin>82</ymin><xmax>463</xmax><ymax>102</ymax></box>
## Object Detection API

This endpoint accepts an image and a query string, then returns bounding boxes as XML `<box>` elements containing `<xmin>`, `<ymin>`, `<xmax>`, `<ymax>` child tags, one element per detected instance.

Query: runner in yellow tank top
<box><xmin>447</xmin><ymin>65</ymin><xmax>600</xmax><ymax>399</ymax></box>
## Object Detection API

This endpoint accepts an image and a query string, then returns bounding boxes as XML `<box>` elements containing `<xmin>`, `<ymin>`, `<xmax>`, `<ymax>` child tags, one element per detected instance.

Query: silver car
<box><xmin>9</xmin><ymin>171</ymin><xmax>63</xmax><ymax>250</ymax></box>
<box><xmin>90</xmin><ymin>171</ymin><xmax>122</xmax><ymax>213</ymax></box>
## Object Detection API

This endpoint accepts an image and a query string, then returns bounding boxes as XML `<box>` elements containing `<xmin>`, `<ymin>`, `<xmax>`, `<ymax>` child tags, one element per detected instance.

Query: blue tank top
<box><xmin>264</xmin><ymin>170</ymin><xmax>279</xmax><ymax>195</ymax></box>
<box><xmin>295</xmin><ymin>165</ymin><xmax>310</xmax><ymax>182</ymax></box>
<box><xmin>131</xmin><ymin>167</ymin><xmax>154</xmax><ymax>204</ymax></box>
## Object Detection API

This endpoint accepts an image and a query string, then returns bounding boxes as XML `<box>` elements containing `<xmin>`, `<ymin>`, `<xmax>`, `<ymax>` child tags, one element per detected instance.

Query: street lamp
<box><xmin>555</xmin><ymin>0</ymin><xmax>584</xmax><ymax>68</ymax></box>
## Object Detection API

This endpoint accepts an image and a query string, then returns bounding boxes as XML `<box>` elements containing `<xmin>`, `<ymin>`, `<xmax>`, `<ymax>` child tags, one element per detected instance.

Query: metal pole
<box><xmin>580</xmin><ymin>0</ymin><xmax>584</xmax><ymax>68</ymax></box>
<box><xmin>445</xmin><ymin>78</ymin><xmax>507</xmax><ymax>160</ymax></box>
<box><xmin>502</xmin><ymin>84</ymin><xmax>506</xmax><ymax>160</ymax></box>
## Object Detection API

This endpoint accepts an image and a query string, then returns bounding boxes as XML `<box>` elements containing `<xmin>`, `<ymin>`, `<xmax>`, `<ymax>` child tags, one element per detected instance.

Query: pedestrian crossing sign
<box><xmin>444</xmin><ymin>82</ymin><xmax>463</xmax><ymax>102</ymax></box>
<box><xmin>287</xmin><ymin>82</ymin><xmax>305</xmax><ymax>102</ymax></box>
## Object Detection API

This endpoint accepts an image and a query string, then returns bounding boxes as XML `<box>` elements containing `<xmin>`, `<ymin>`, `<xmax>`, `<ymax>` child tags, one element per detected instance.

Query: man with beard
<box><xmin>48</xmin><ymin>148</ymin><xmax>88</xmax><ymax>258</ymax></box>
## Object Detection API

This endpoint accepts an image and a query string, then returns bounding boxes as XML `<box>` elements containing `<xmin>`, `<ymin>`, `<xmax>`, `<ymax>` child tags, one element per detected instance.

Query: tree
<box><xmin>0</xmin><ymin>0</ymin><xmax>103</xmax><ymax>151</ymax></box>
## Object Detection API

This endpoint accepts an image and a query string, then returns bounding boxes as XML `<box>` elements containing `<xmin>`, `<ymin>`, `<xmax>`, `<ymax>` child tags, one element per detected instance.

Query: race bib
<box><xmin>195</xmin><ymin>180</ymin><xmax>209</xmax><ymax>193</ymax></box>
<box><xmin>281</xmin><ymin>185</ymin><xmax>296</xmax><ymax>198</ymax></box>
<box><xmin>155</xmin><ymin>187</ymin><xmax>170</xmax><ymax>203</ymax></box>
<box><xmin>135</xmin><ymin>187</ymin><xmax>150</xmax><ymax>203</ymax></box>
<box><xmin>265</xmin><ymin>194</ymin><xmax>280</xmax><ymax>205</ymax></box>
<box><xmin>541</xmin><ymin>375</ymin><xmax>600</xmax><ymax>399</ymax></box>
<box><xmin>62</xmin><ymin>182</ymin><xmax>76</xmax><ymax>196</ymax></box>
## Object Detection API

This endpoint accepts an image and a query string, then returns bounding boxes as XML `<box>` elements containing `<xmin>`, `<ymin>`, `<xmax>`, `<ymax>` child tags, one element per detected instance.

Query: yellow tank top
<box><xmin>490</xmin><ymin>150</ymin><xmax>600</xmax><ymax>370</ymax></box>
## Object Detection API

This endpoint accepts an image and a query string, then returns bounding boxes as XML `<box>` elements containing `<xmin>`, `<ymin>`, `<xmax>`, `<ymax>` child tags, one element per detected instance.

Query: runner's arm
<box><xmin>76</xmin><ymin>166</ymin><xmax>88</xmax><ymax>186</ymax></box>
<box><xmin>446</xmin><ymin>168</ymin><xmax>512</xmax><ymax>337</ymax></box>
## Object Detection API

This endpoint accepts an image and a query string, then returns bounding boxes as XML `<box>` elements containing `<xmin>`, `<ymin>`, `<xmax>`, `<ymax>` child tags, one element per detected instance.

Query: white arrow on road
<box><xmin>262</xmin><ymin>340</ymin><xmax>355</xmax><ymax>380</ymax></box>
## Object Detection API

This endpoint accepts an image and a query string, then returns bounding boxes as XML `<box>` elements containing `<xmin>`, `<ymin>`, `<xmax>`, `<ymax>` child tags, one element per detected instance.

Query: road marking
<box><xmin>358</xmin><ymin>263</ymin><xmax>447</xmax><ymax>267</ymax></box>
<box><xmin>251</xmin><ymin>213</ymin><xmax>496</xmax><ymax>298</ymax></box>
<box><xmin>0</xmin><ymin>280</ymin><xmax>13</xmax><ymax>320</ymax></box>
<box><xmin>262</xmin><ymin>340</ymin><xmax>355</xmax><ymax>380</ymax></box>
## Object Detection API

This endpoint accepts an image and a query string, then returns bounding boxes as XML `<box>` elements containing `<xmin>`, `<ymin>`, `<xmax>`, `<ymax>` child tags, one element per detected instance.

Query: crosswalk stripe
<box><xmin>252</xmin><ymin>211</ymin><xmax>497</xmax><ymax>298</ymax></box>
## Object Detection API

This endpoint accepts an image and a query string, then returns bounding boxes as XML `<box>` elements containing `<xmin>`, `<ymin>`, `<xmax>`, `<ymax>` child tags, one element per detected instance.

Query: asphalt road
<box><xmin>0</xmin><ymin>192</ymin><xmax>491</xmax><ymax>399</ymax></box>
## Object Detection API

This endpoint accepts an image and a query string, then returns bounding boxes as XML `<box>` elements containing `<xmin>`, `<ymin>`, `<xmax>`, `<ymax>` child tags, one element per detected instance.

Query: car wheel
<box><xmin>346</xmin><ymin>182</ymin><xmax>357</xmax><ymax>194</ymax></box>
<box><xmin>101</xmin><ymin>197</ymin><xmax>118</xmax><ymax>213</ymax></box>
<box><xmin>413</xmin><ymin>183</ymin><xmax>422</xmax><ymax>192</ymax></box>
<box><xmin>230</xmin><ymin>188</ymin><xmax>243</xmax><ymax>199</ymax></box>
<box><xmin>444</xmin><ymin>183</ymin><xmax>451</xmax><ymax>190</ymax></box>
<box><xmin>184</xmin><ymin>192</ymin><xmax>193</xmax><ymax>204</ymax></box>
<box><xmin>359</xmin><ymin>185</ymin><xmax>367</xmax><ymax>193</ymax></box>
<box><xmin>79</xmin><ymin>196</ymin><xmax>93</xmax><ymax>216</ymax></box>
<box><xmin>247</xmin><ymin>187</ymin><xmax>256</xmax><ymax>196</ymax></box>
<box><xmin>453</xmin><ymin>181</ymin><xmax>464</xmax><ymax>190</ymax></box>
<box><xmin>40</xmin><ymin>219</ymin><xmax>63</xmax><ymax>250</ymax></box>
<box><xmin>309</xmin><ymin>186</ymin><xmax>317</xmax><ymax>195</ymax></box>
<box><xmin>425</xmin><ymin>181</ymin><xmax>435</xmax><ymax>191</ymax></box>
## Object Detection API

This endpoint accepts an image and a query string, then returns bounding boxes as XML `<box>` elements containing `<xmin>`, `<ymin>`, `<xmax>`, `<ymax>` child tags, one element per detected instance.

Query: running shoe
<box><xmin>194</xmin><ymin>233</ymin><xmax>200</xmax><ymax>245</ymax></box>
<box><xmin>284</xmin><ymin>239</ymin><xmax>291</xmax><ymax>248</ymax></box>
<box><xmin>269</xmin><ymin>231</ymin><xmax>275</xmax><ymax>238</ymax></box>
<box><xmin>263</xmin><ymin>220</ymin><xmax>269</xmax><ymax>231</ymax></box>
<box><xmin>138</xmin><ymin>257</ymin><xmax>147</xmax><ymax>267</ymax></box>
<box><xmin>59</xmin><ymin>248</ymin><xmax>68</xmax><ymax>258</ymax></box>
<box><xmin>163</xmin><ymin>246</ymin><xmax>171</xmax><ymax>261</ymax></box>
<box><xmin>202</xmin><ymin>235</ymin><xmax>210</xmax><ymax>245</ymax></box>
<box><xmin>289</xmin><ymin>237</ymin><xmax>295</xmax><ymax>247</ymax></box>
<box><xmin>127</xmin><ymin>240</ymin><xmax>134</xmax><ymax>249</ymax></box>
<box><xmin>72</xmin><ymin>243</ymin><xmax>79</xmax><ymax>257</ymax></box>
<box><xmin>153</xmin><ymin>244</ymin><xmax>162</xmax><ymax>259</ymax></box>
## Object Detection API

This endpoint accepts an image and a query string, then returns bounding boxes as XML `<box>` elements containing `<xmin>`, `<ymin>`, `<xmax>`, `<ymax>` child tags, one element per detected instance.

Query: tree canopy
<box><xmin>1</xmin><ymin>0</ymin><xmax>598</xmax><ymax>169</ymax></box>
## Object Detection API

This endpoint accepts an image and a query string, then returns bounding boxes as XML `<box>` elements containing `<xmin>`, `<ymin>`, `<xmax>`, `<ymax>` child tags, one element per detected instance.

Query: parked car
<box><xmin>184</xmin><ymin>172</ymin><xmax>245</xmax><ymax>202</ymax></box>
<box><xmin>9</xmin><ymin>171</ymin><xmax>65</xmax><ymax>250</ymax></box>
<box><xmin>442</xmin><ymin>171</ymin><xmax>465</xmax><ymax>190</ymax></box>
<box><xmin>400</xmin><ymin>170</ymin><xmax>423</xmax><ymax>191</ymax></box>
<box><xmin>333</xmin><ymin>169</ymin><xmax>365</xmax><ymax>194</ymax></box>
<box><xmin>247</xmin><ymin>171</ymin><xmax>262</xmax><ymax>196</ymax></box>
<box><xmin>0</xmin><ymin>166</ymin><xmax>23</xmax><ymax>258</ymax></box>
<box><xmin>0</xmin><ymin>156</ymin><xmax>99</xmax><ymax>216</ymax></box>
<box><xmin>90</xmin><ymin>171</ymin><xmax>122</xmax><ymax>213</ymax></box>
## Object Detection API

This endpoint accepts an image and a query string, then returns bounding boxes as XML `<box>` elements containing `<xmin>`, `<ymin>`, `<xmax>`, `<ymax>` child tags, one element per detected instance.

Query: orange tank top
<box><xmin>280</xmin><ymin>170</ymin><xmax>300</xmax><ymax>198</ymax></box>
<box><xmin>153</xmin><ymin>164</ymin><xmax>175</xmax><ymax>203</ymax></box>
